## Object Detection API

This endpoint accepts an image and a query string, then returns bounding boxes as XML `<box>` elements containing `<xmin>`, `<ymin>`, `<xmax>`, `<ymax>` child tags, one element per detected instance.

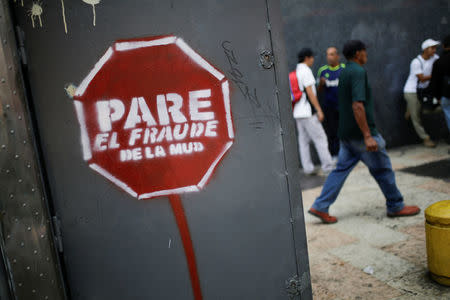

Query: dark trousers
<box><xmin>322</xmin><ymin>105</ymin><xmax>340</xmax><ymax>156</ymax></box>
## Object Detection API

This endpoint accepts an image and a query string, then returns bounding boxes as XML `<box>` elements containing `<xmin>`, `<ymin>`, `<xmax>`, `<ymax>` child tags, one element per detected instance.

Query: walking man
<box><xmin>293</xmin><ymin>48</ymin><xmax>334</xmax><ymax>175</ymax></box>
<box><xmin>403</xmin><ymin>39</ymin><xmax>440</xmax><ymax>147</ymax></box>
<box><xmin>430</xmin><ymin>35</ymin><xmax>450</xmax><ymax>132</ymax></box>
<box><xmin>317</xmin><ymin>47</ymin><xmax>346</xmax><ymax>157</ymax></box>
<box><xmin>308</xmin><ymin>40</ymin><xmax>420</xmax><ymax>224</ymax></box>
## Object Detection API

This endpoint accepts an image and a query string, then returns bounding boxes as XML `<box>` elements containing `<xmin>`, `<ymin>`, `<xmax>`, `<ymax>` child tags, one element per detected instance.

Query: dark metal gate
<box><xmin>1</xmin><ymin>0</ymin><xmax>311</xmax><ymax>299</ymax></box>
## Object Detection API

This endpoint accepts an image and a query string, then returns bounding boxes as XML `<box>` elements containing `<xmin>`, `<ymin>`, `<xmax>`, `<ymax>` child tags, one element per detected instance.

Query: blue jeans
<box><xmin>311</xmin><ymin>134</ymin><xmax>404</xmax><ymax>214</ymax></box>
<box><xmin>441</xmin><ymin>96</ymin><xmax>450</xmax><ymax>131</ymax></box>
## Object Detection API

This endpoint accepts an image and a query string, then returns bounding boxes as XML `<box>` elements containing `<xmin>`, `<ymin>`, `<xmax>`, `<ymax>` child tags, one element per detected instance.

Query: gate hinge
<box><xmin>52</xmin><ymin>216</ymin><xmax>64</xmax><ymax>253</ymax></box>
<box><xmin>259</xmin><ymin>50</ymin><xmax>274</xmax><ymax>69</ymax></box>
<box><xmin>15</xmin><ymin>26</ymin><xmax>27</xmax><ymax>65</ymax></box>
<box><xmin>285</xmin><ymin>274</ymin><xmax>301</xmax><ymax>298</ymax></box>
<box><xmin>285</xmin><ymin>272</ymin><xmax>310</xmax><ymax>299</ymax></box>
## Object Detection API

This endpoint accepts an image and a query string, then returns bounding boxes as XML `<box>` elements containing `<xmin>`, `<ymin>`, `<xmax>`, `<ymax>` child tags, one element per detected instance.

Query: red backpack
<box><xmin>289</xmin><ymin>71</ymin><xmax>302</xmax><ymax>108</ymax></box>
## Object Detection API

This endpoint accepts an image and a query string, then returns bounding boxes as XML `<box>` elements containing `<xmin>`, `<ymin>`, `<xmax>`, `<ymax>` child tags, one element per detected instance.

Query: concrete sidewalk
<box><xmin>301</xmin><ymin>144</ymin><xmax>450</xmax><ymax>299</ymax></box>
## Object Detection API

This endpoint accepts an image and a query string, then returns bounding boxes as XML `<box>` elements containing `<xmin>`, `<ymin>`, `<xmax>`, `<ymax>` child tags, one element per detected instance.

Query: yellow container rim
<box><xmin>425</xmin><ymin>200</ymin><xmax>450</xmax><ymax>226</ymax></box>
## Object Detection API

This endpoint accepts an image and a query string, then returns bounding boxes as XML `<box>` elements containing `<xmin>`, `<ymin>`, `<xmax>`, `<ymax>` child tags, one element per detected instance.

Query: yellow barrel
<box><xmin>425</xmin><ymin>200</ymin><xmax>450</xmax><ymax>286</ymax></box>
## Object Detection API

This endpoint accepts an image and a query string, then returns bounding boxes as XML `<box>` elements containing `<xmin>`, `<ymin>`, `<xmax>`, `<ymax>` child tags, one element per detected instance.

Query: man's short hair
<box><xmin>298</xmin><ymin>48</ymin><xmax>314</xmax><ymax>63</ymax></box>
<box><xmin>327</xmin><ymin>46</ymin><xmax>338</xmax><ymax>53</ymax></box>
<box><xmin>342</xmin><ymin>40</ymin><xmax>366</xmax><ymax>60</ymax></box>
<box><xmin>443</xmin><ymin>35</ymin><xmax>450</xmax><ymax>48</ymax></box>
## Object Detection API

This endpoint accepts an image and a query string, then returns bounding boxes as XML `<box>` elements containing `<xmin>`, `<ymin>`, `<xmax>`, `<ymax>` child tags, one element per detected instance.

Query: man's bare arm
<box><xmin>416</xmin><ymin>74</ymin><xmax>432</xmax><ymax>82</ymax></box>
<box><xmin>305</xmin><ymin>85</ymin><xmax>324</xmax><ymax>122</ymax></box>
<box><xmin>352</xmin><ymin>101</ymin><xmax>378</xmax><ymax>152</ymax></box>
<box><xmin>317</xmin><ymin>77</ymin><xmax>326</xmax><ymax>93</ymax></box>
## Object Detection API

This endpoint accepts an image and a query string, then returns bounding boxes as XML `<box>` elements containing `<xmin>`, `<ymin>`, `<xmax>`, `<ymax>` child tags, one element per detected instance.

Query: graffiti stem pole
<box><xmin>169</xmin><ymin>195</ymin><xmax>203</xmax><ymax>300</ymax></box>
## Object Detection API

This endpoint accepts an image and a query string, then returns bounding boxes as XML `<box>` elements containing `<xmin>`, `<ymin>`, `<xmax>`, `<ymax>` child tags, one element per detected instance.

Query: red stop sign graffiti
<box><xmin>73</xmin><ymin>35</ymin><xmax>234</xmax><ymax>199</ymax></box>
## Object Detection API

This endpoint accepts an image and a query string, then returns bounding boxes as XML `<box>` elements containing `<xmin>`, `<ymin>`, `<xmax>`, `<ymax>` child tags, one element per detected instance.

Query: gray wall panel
<box><xmin>281</xmin><ymin>0</ymin><xmax>449</xmax><ymax>146</ymax></box>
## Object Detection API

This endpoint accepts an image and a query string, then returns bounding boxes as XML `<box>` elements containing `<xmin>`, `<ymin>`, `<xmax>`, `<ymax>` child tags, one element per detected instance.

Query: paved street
<box><xmin>301</xmin><ymin>143</ymin><xmax>450</xmax><ymax>299</ymax></box>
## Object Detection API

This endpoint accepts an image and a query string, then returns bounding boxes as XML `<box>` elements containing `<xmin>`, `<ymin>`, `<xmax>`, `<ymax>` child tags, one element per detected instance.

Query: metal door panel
<box><xmin>11</xmin><ymin>0</ymin><xmax>311</xmax><ymax>299</ymax></box>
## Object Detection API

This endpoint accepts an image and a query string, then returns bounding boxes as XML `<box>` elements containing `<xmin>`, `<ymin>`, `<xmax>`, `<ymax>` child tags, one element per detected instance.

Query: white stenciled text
<box><xmin>90</xmin><ymin>88</ymin><xmax>220</xmax><ymax>162</ymax></box>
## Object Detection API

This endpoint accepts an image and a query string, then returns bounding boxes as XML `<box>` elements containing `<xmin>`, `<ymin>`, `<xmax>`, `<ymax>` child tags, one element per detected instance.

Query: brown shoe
<box><xmin>387</xmin><ymin>205</ymin><xmax>421</xmax><ymax>218</ymax></box>
<box><xmin>308</xmin><ymin>208</ymin><xmax>338</xmax><ymax>224</ymax></box>
<box><xmin>423</xmin><ymin>137</ymin><xmax>436</xmax><ymax>148</ymax></box>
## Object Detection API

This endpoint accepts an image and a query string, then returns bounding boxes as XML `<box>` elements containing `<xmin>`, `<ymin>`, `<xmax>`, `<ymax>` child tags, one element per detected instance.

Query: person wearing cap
<box><xmin>292</xmin><ymin>48</ymin><xmax>334</xmax><ymax>175</ymax></box>
<box><xmin>403</xmin><ymin>38</ymin><xmax>440</xmax><ymax>147</ymax></box>
<box><xmin>308</xmin><ymin>40</ymin><xmax>420</xmax><ymax>224</ymax></box>
<box><xmin>430</xmin><ymin>35</ymin><xmax>450</xmax><ymax>133</ymax></box>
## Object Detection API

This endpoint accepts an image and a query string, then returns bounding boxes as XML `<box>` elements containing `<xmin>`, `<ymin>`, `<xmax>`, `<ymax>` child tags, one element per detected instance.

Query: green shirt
<box><xmin>337</xmin><ymin>61</ymin><xmax>378</xmax><ymax>140</ymax></box>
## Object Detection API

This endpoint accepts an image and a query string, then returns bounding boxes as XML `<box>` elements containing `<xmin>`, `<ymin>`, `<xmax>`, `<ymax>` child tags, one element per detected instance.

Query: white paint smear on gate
<box><xmin>175</xmin><ymin>38</ymin><xmax>225</xmax><ymax>81</ymax></box>
<box><xmin>73</xmin><ymin>101</ymin><xmax>92</xmax><ymax>160</ymax></box>
<box><xmin>75</xmin><ymin>47</ymin><xmax>113</xmax><ymax>97</ymax></box>
<box><xmin>221</xmin><ymin>80</ymin><xmax>234</xmax><ymax>139</ymax></box>
<box><xmin>29</xmin><ymin>3</ymin><xmax>43</xmax><ymax>28</ymax></box>
<box><xmin>61</xmin><ymin>0</ymin><xmax>68</xmax><ymax>34</ymax></box>
<box><xmin>82</xmin><ymin>0</ymin><xmax>101</xmax><ymax>27</ymax></box>
<box><xmin>89</xmin><ymin>163</ymin><xmax>138</xmax><ymax>197</ymax></box>
<box><xmin>115</xmin><ymin>36</ymin><xmax>177</xmax><ymax>51</ymax></box>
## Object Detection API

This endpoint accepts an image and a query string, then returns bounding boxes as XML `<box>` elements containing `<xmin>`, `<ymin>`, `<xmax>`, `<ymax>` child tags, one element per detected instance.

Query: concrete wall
<box><xmin>281</xmin><ymin>0</ymin><xmax>449</xmax><ymax>147</ymax></box>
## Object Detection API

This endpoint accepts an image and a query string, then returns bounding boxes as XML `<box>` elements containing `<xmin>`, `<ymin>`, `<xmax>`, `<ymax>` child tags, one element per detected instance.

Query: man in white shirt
<box><xmin>293</xmin><ymin>48</ymin><xmax>334</xmax><ymax>175</ymax></box>
<box><xmin>403</xmin><ymin>38</ymin><xmax>440</xmax><ymax>147</ymax></box>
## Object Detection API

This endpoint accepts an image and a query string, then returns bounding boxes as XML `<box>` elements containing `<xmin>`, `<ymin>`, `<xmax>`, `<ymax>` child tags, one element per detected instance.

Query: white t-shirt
<box><xmin>293</xmin><ymin>63</ymin><xmax>316</xmax><ymax>119</ymax></box>
<box><xmin>403</xmin><ymin>54</ymin><xmax>439</xmax><ymax>93</ymax></box>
